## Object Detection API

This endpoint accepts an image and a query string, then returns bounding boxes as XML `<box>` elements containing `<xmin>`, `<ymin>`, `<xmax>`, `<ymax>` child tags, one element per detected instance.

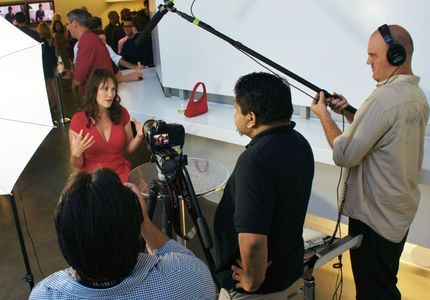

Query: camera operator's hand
<box><xmin>124</xmin><ymin>182</ymin><xmax>170</xmax><ymax>253</ymax></box>
<box><xmin>329</xmin><ymin>93</ymin><xmax>349</xmax><ymax>114</ymax></box>
<box><xmin>124</xmin><ymin>182</ymin><xmax>149</xmax><ymax>220</ymax></box>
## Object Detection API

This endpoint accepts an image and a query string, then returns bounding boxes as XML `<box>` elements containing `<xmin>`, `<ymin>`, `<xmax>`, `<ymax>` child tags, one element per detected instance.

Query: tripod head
<box><xmin>152</xmin><ymin>147</ymin><xmax>188</xmax><ymax>181</ymax></box>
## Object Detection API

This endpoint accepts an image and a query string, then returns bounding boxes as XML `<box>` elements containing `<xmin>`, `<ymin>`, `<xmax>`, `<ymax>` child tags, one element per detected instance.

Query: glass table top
<box><xmin>127</xmin><ymin>157</ymin><xmax>229</xmax><ymax>197</ymax></box>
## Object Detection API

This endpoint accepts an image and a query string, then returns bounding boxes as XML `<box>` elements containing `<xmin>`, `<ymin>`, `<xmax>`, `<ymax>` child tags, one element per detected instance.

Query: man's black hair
<box><xmin>122</xmin><ymin>15</ymin><xmax>133</xmax><ymax>23</ymax></box>
<box><xmin>234</xmin><ymin>72</ymin><xmax>293</xmax><ymax>126</ymax></box>
<box><xmin>132</xmin><ymin>15</ymin><xmax>148</xmax><ymax>32</ymax></box>
<box><xmin>89</xmin><ymin>16</ymin><xmax>102</xmax><ymax>30</ymax></box>
<box><xmin>15</xmin><ymin>12</ymin><xmax>26</xmax><ymax>24</ymax></box>
<box><xmin>55</xmin><ymin>168</ymin><xmax>143</xmax><ymax>280</ymax></box>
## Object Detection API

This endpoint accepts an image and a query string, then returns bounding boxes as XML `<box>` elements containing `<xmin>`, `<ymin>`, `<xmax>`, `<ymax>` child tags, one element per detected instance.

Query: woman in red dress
<box><xmin>68</xmin><ymin>68</ymin><xmax>144</xmax><ymax>182</ymax></box>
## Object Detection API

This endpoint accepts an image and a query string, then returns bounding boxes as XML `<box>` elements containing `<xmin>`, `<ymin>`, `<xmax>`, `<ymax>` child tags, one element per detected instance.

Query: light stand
<box><xmin>8</xmin><ymin>192</ymin><xmax>34</xmax><ymax>290</ymax></box>
<box><xmin>54</xmin><ymin>73</ymin><xmax>70</xmax><ymax>125</ymax></box>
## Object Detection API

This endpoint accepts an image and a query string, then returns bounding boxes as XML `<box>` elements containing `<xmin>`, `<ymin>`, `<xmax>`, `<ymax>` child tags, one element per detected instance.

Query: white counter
<box><xmin>119</xmin><ymin>68</ymin><xmax>430</xmax><ymax>186</ymax></box>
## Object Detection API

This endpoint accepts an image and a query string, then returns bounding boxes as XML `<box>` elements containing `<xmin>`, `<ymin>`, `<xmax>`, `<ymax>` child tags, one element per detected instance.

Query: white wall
<box><xmin>152</xmin><ymin>0</ymin><xmax>430</xmax><ymax>111</ymax></box>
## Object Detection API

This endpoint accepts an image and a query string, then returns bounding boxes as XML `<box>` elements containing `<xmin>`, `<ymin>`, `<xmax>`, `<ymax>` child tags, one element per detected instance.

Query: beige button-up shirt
<box><xmin>333</xmin><ymin>75</ymin><xmax>429</xmax><ymax>242</ymax></box>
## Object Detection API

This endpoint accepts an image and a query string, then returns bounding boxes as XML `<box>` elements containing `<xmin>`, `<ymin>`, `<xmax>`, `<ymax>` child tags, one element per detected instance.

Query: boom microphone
<box><xmin>174</xmin><ymin>9</ymin><xmax>357</xmax><ymax>114</ymax></box>
<box><xmin>135</xmin><ymin>3</ymin><xmax>172</xmax><ymax>46</ymax></box>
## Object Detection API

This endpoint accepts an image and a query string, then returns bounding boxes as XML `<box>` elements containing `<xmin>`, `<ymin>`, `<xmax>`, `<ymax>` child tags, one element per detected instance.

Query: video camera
<box><xmin>143</xmin><ymin>120</ymin><xmax>186</xmax><ymax>176</ymax></box>
<box><xmin>144</xmin><ymin>120</ymin><xmax>185</xmax><ymax>152</ymax></box>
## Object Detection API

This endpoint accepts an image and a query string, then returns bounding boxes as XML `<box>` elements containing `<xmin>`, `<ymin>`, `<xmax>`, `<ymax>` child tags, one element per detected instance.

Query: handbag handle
<box><xmin>189</xmin><ymin>82</ymin><xmax>206</xmax><ymax>102</ymax></box>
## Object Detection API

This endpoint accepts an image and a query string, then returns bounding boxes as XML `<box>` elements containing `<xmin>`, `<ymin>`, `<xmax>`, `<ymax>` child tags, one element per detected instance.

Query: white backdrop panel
<box><xmin>153</xmin><ymin>0</ymin><xmax>430</xmax><ymax>111</ymax></box>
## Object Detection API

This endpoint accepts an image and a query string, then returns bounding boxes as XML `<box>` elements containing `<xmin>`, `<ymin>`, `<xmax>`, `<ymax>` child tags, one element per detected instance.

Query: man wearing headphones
<box><xmin>311</xmin><ymin>25</ymin><xmax>428</xmax><ymax>299</ymax></box>
<box><xmin>29</xmin><ymin>168</ymin><xmax>216</xmax><ymax>300</ymax></box>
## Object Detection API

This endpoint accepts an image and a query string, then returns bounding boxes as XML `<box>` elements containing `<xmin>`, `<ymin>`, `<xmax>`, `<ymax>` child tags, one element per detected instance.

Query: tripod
<box><xmin>145</xmin><ymin>148</ymin><xmax>216</xmax><ymax>275</ymax></box>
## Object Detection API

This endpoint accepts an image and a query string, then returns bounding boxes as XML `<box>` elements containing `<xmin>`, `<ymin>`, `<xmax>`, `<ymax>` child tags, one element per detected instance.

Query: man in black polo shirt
<box><xmin>214</xmin><ymin>72</ymin><xmax>314</xmax><ymax>299</ymax></box>
<box><xmin>120</xmin><ymin>15</ymin><xmax>153</xmax><ymax>66</ymax></box>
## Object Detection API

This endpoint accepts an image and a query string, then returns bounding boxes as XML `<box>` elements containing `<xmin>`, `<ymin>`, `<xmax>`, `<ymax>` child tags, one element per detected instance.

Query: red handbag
<box><xmin>184</xmin><ymin>82</ymin><xmax>209</xmax><ymax>118</ymax></box>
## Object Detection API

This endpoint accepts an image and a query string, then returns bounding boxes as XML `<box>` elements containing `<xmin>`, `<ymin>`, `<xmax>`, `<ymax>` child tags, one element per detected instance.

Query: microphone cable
<box><xmin>188</xmin><ymin>0</ymin><xmax>316</xmax><ymax>100</ymax></box>
<box><xmin>332</xmin><ymin>254</ymin><xmax>344</xmax><ymax>300</ymax></box>
<box><xmin>328</xmin><ymin>114</ymin><xmax>348</xmax><ymax>244</ymax></box>
<box><xmin>190</xmin><ymin>0</ymin><xmax>197</xmax><ymax>18</ymax></box>
<box><xmin>384</xmin><ymin>66</ymin><xmax>400</xmax><ymax>85</ymax></box>
<box><xmin>238</xmin><ymin>48</ymin><xmax>316</xmax><ymax>99</ymax></box>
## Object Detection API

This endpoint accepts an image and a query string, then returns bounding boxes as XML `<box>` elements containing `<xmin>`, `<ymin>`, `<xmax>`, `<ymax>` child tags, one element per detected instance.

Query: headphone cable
<box><xmin>384</xmin><ymin>66</ymin><xmax>400</xmax><ymax>85</ymax></box>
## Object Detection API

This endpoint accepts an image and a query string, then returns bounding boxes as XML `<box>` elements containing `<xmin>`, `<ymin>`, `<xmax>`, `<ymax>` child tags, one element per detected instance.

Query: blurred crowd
<box><xmin>11</xmin><ymin>4</ymin><xmax>153</xmax><ymax>120</ymax></box>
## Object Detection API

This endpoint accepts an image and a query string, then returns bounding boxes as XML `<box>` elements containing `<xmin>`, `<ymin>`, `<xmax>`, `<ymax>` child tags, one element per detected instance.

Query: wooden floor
<box><xmin>1</xmin><ymin>88</ymin><xmax>429</xmax><ymax>299</ymax></box>
<box><xmin>303</xmin><ymin>250</ymin><xmax>430</xmax><ymax>299</ymax></box>
<box><xmin>305</xmin><ymin>215</ymin><xmax>430</xmax><ymax>299</ymax></box>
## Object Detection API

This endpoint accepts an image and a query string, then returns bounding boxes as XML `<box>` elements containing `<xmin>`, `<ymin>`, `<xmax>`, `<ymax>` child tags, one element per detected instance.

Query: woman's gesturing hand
<box><xmin>70</xmin><ymin>129</ymin><xmax>95</xmax><ymax>158</ymax></box>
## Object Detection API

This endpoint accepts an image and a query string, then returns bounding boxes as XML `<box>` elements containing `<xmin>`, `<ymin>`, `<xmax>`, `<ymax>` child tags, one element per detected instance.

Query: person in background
<box><xmin>29</xmin><ymin>168</ymin><xmax>216</xmax><ymax>300</ymax></box>
<box><xmin>52</xmin><ymin>19</ymin><xmax>72</xmax><ymax>92</ymax></box>
<box><xmin>104</xmin><ymin>10</ymin><xmax>124</xmax><ymax>53</ymax></box>
<box><xmin>37</xmin><ymin>22</ymin><xmax>57</xmax><ymax>116</ymax></box>
<box><xmin>5</xmin><ymin>6</ymin><xmax>15</xmax><ymax>24</ymax></box>
<box><xmin>136</xmin><ymin>8</ymin><xmax>149</xmax><ymax>27</ymax></box>
<box><xmin>62</xmin><ymin>8</ymin><xmax>113</xmax><ymax>93</ymax></box>
<box><xmin>69</xmin><ymin>16</ymin><xmax>103</xmax><ymax>65</ymax></box>
<box><xmin>35</xmin><ymin>3</ymin><xmax>45</xmax><ymax>23</ymax></box>
<box><xmin>120</xmin><ymin>7</ymin><xmax>131</xmax><ymax>20</ymax></box>
<box><xmin>143</xmin><ymin>0</ymin><xmax>150</xmax><ymax>22</ymax></box>
<box><xmin>120</xmin><ymin>15</ymin><xmax>153</xmax><ymax>66</ymax></box>
<box><xmin>91</xmin><ymin>28</ymin><xmax>142</xmax><ymax>82</ymax></box>
<box><xmin>117</xmin><ymin>16</ymin><xmax>133</xmax><ymax>54</ymax></box>
<box><xmin>52</xmin><ymin>20</ymin><xmax>71</xmax><ymax>69</ymax></box>
<box><xmin>311</xmin><ymin>24</ymin><xmax>429</xmax><ymax>299</ymax></box>
<box><xmin>68</xmin><ymin>69</ymin><xmax>143</xmax><ymax>182</ymax></box>
<box><xmin>15</xmin><ymin>11</ymin><xmax>40</xmax><ymax>41</ymax></box>
<box><xmin>52</xmin><ymin>12</ymin><xmax>62</xmax><ymax>22</ymax></box>
<box><xmin>89</xmin><ymin>16</ymin><xmax>102</xmax><ymax>30</ymax></box>
<box><xmin>214</xmin><ymin>72</ymin><xmax>314</xmax><ymax>299</ymax></box>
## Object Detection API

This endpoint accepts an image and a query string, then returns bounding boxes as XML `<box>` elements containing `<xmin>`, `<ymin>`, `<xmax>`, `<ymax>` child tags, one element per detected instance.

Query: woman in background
<box><xmin>36</xmin><ymin>22</ymin><xmax>57</xmax><ymax>114</ymax></box>
<box><xmin>52</xmin><ymin>12</ymin><xmax>62</xmax><ymax>22</ymax></box>
<box><xmin>52</xmin><ymin>19</ymin><xmax>72</xmax><ymax>91</ymax></box>
<box><xmin>52</xmin><ymin>20</ymin><xmax>71</xmax><ymax>69</ymax></box>
<box><xmin>68</xmin><ymin>68</ymin><xmax>144</xmax><ymax>182</ymax></box>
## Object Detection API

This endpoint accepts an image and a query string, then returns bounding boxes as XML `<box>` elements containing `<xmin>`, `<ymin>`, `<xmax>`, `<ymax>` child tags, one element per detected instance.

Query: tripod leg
<box><xmin>178</xmin><ymin>166</ymin><xmax>217</xmax><ymax>277</ymax></box>
<box><xmin>9</xmin><ymin>193</ymin><xmax>34</xmax><ymax>290</ymax></box>
<box><xmin>160</xmin><ymin>187</ymin><xmax>173</xmax><ymax>238</ymax></box>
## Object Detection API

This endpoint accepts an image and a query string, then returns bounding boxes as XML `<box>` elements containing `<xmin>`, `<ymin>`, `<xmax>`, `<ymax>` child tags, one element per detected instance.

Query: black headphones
<box><xmin>378</xmin><ymin>24</ymin><xmax>406</xmax><ymax>66</ymax></box>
